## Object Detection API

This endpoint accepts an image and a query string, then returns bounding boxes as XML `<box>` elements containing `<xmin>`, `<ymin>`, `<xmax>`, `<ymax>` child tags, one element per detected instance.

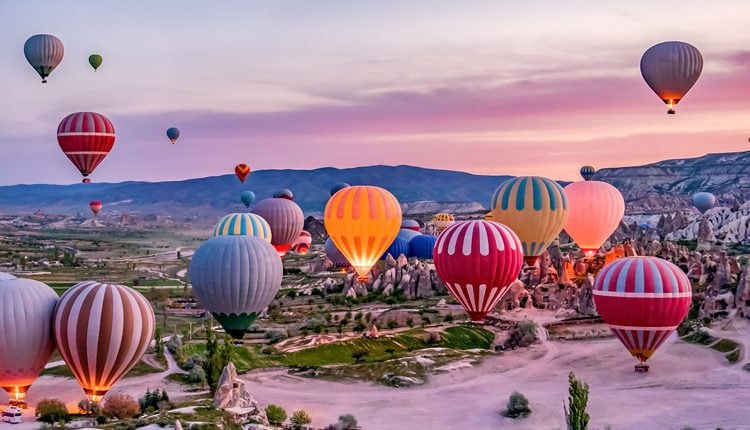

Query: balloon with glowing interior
<box><xmin>564</xmin><ymin>181</ymin><xmax>624</xmax><ymax>259</ymax></box>
<box><xmin>189</xmin><ymin>235</ymin><xmax>282</xmax><ymax>339</ymax></box>
<box><xmin>251</xmin><ymin>197</ymin><xmax>304</xmax><ymax>257</ymax></box>
<box><xmin>434</xmin><ymin>220</ymin><xmax>524</xmax><ymax>322</ymax></box>
<box><xmin>213</xmin><ymin>212</ymin><xmax>272</xmax><ymax>242</ymax></box>
<box><xmin>57</xmin><ymin>112</ymin><xmax>116</xmax><ymax>183</ymax></box>
<box><xmin>580</xmin><ymin>165</ymin><xmax>596</xmax><ymax>181</ymax></box>
<box><xmin>325</xmin><ymin>186</ymin><xmax>402</xmax><ymax>281</ymax></box>
<box><xmin>89</xmin><ymin>200</ymin><xmax>102</xmax><ymax>216</ymax></box>
<box><xmin>24</xmin><ymin>34</ymin><xmax>64</xmax><ymax>83</ymax></box>
<box><xmin>640</xmin><ymin>41</ymin><xmax>703</xmax><ymax>114</ymax></box>
<box><xmin>239</xmin><ymin>190</ymin><xmax>255</xmax><ymax>208</ymax></box>
<box><xmin>234</xmin><ymin>163</ymin><xmax>251</xmax><ymax>182</ymax></box>
<box><xmin>692</xmin><ymin>192</ymin><xmax>716</xmax><ymax>214</ymax></box>
<box><xmin>273</xmin><ymin>188</ymin><xmax>294</xmax><ymax>200</ymax></box>
<box><xmin>0</xmin><ymin>274</ymin><xmax>58</xmax><ymax>406</ymax></box>
<box><xmin>291</xmin><ymin>230</ymin><xmax>312</xmax><ymax>254</ymax></box>
<box><xmin>409</xmin><ymin>234</ymin><xmax>437</xmax><ymax>260</ymax></box>
<box><xmin>400</xmin><ymin>219</ymin><xmax>421</xmax><ymax>232</ymax></box>
<box><xmin>325</xmin><ymin>237</ymin><xmax>350</xmax><ymax>268</ymax></box>
<box><xmin>166</xmin><ymin>127</ymin><xmax>180</xmax><ymax>144</ymax></box>
<box><xmin>54</xmin><ymin>281</ymin><xmax>155</xmax><ymax>401</ymax></box>
<box><xmin>432</xmin><ymin>213</ymin><xmax>455</xmax><ymax>233</ymax></box>
<box><xmin>380</xmin><ymin>236</ymin><xmax>409</xmax><ymax>260</ymax></box>
<box><xmin>397</xmin><ymin>228</ymin><xmax>421</xmax><ymax>242</ymax></box>
<box><xmin>490</xmin><ymin>176</ymin><xmax>568</xmax><ymax>266</ymax></box>
<box><xmin>88</xmin><ymin>54</ymin><xmax>102</xmax><ymax>71</ymax></box>
<box><xmin>330</xmin><ymin>182</ymin><xmax>351</xmax><ymax>196</ymax></box>
<box><xmin>593</xmin><ymin>257</ymin><xmax>692</xmax><ymax>371</ymax></box>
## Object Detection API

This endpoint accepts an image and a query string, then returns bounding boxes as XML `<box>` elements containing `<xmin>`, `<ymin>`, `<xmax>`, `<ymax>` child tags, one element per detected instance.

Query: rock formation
<box><xmin>214</xmin><ymin>362</ymin><xmax>268</xmax><ymax>425</ymax></box>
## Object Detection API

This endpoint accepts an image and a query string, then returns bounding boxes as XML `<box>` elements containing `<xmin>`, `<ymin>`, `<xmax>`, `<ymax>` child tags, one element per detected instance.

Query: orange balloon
<box><xmin>564</xmin><ymin>180</ymin><xmax>625</xmax><ymax>258</ymax></box>
<box><xmin>324</xmin><ymin>186</ymin><xmax>402</xmax><ymax>281</ymax></box>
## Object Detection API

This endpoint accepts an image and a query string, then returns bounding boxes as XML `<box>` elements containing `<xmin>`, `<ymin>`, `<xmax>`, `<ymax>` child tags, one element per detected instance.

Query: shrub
<box><xmin>406</xmin><ymin>317</ymin><xmax>414</xmax><ymax>327</ymax></box>
<box><xmin>183</xmin><ymin>354</ymin><xmax>203</xmax><ymax>370</ymax></box>
<box><xmin>166</xmin><ymin>334</ymin><xmax>183</xmax><ymax>355</ymax></box>
<box><xmin>502</xmin><ymin>391</ymin><xmax>531</xmax><ymax>418</ymax></box>
<box><xmin>426</xmin><ymin>331</ymin><xmax>441</xmax><ymax>344</ymax></box>
<box><xmin>139</xmin><ymin>388</ymin><xmax>170</xmax><ymax>413</ymax></box>
<box><xmin>265</xmin><ymin>404</ymin><xmax>287</xmax><ymax>426</ymax></box>
<box><xmin>385</xmin><ymin>347</ymin><xmax>397</xmax><ymax>358</ymax></box>
<box><xmin>351</xmin><ymin>350</ymin><xmax>369</xmax><ymax>363</ymax></box>
<box><xmin>565</xmin><ymin>372</ymin><xmax>590</xmax><ymax>430</ymax></box>
<box><xmin>290</xmin><ymin>409</ymin><xmax>312</xmax><ymax>430</ymax></box>
<box><xmin>504</xmin><ymin>320</ymin><xmax>538</xmax><ymax>349</ymax></box>
<box><xmin>444</xmin><ymin>313</ymin><xmax>454</xmax><ymax>323</ymax></box>
<box><xmin>337</xmin><ymin>414</ymin><xmax>358</xmax><ymax>429</ymax></box>
<box><xmin>387</xmin><ymin>320</ymin><xmax>399</xmax><ymax>329</ymax></box>
<box><xmin>36</xmin><ymin>399</ymin><xmax>70</xmax><ymax>427</ymax></box>
<box><xmin>353</xmin><ymin>321</ymin><xmax>366</xmax><ymax>332</ymax></box>
<box><xmin>103</xmin><ymin>393</ymin><xmax>141</xmax><ymax>419</ymax></box>
<box><xmin>78</xmin><ymin>398</ymin><xmax>101</xmax><ymax>416</ymax></box>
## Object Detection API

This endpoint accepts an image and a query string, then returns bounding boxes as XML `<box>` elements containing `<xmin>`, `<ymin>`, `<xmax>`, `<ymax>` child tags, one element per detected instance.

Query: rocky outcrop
<box><xmin>214</xmin><ymin>362</ymin><xmax>268</xmax><ymax>426</ymax></box>
<box><xmin>303</xmin><ymin>216</ymin><xmax>327</xmax><ymax>244</ymax></box>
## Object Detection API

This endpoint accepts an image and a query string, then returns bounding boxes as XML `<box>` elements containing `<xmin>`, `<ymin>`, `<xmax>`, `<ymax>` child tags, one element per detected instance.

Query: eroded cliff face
<box><xmin>595</xmin><ymin>151</ymin><xmax>750</xmax><ymax>213</ymax></box>
<box><xmin>401</xmin><ymin>201</ymin><xmax>486</xmax><ymax>215</ymax></box>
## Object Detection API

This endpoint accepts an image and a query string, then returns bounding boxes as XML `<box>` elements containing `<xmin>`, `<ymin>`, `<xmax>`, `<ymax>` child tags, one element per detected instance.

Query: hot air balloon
<box><xmin>692</xmin><ymin>192</ymin><xmax>716</xmax><ymax>214</ymax></box>
<box><xmin>89</xmin><ymin>200</ymin><xmax>102</xmax><ymax>216</ymax></box>
<box><xmin>580</xmin><ymin>165</ymin><xmax>596</xmax><ymax>181</ymax></box>
<box><xmin>432</xmin><ymin>213</ymin><xmax>455</xmax><ymax>233</ymax></box>
<box><xmin>330</xmin><ymin>183</ymin><xmax>351</xmax><ymax>196</ymax></box>
<box><xmin>640</xmin><ymin>41</ymin><xmax>703</xmax><ymax>114</ymax></box>
<box><xmin>325</xmin><ymin>186</ymin><xmax>402</xmax><ymax>281</ymax></box>
<box><xmin>564</xmin><ymin>181</ymin><xmax>625</xmax><ymax>258</ymax></box>
<box><xmin>380</xmin><ymin>236</ymin><xmax>409</xmax><ymax>260</ymax></box>
<box><xmin>397</xmin><ymin>228</ymin><xmax>421</xmax><ymax>242</ymax></box>
<box><xmin>24</xmin><ymin>34</ymin><xmax>64</xmax><ymax>83</ymax></box>
<box><xmin>189</xmin><ymin>235</ymin><xmax>282</xmax><ymax>338</ymax></box>
<box><xmin>409</xmin><ymin>234</ymin><xmax>437</xmax><ymax>259</ymax></box>
<box><xmin>434</xmin><ymin>220</ymin><xmax>524</xmax><ymax>321</ymax></box>
<box><xmin>240</xmin><ymin>190</ymin><xmax>256</xmax><ymax>208</ymax></box>
<box><xmin>593</xmin><ymin>257</ymin><xmax>692</xmax><ymax>372</ymax></box>
<box><xmin>490</xmin><ymin>176</ymin><xmax>568</xmax><ymax>265</ymax></box>
<box><xmin>88</xmin><ymin>54</ymin><xmax>102</xmax><ymax>71</ymax></box>
<box><xmin>273</xmin><ymin>188</ymin><xmax>294</xmax><ymax>200</ymax></box>
<box><xmin>57</xmin><ymin>112</ymin><xmax>115</xmax><ymax>182</ymax></box>
<box><xmin>291</xmin><ymin>230</ymin><xmax>312</xmax><ymax>254</ymax></box>
<box><xmin>166</xmin><ymin>127</ymin><xmax>180</xmax><ymax>144</ymax></box>
<box><xmin>54</xmin><ymin>281</ymin><xmax>155</xmax><ymax>401</ymax></box>
<box><xmin>484</xmin><ymin>212</ymin><xmax>493</xmax><ymax>221</ymax></box>
<box><xmin>325</xmin><ymin>237</ymin><xmax>350</xmax><ymax>268</ymax></box>
<box><xmin>401</xmin><ymin>219</ymin><xmax>421</xmax><ymax>232</ymax></box>
<box><xmin>235</xmin><ymin>164</ymin><xmax>250</xmax><ymax>182</ymax></box>
<box><xmin>213</xmin><ymin>213</ymin><xmax>272</xmax><ymax>242</ymax></box>
<box><xmin>0</xmin><ymin>274</ymin><xmax>58</xmax><ymax>407</ymax></box>
<box><xmin>251</xmin><ymin>197</ymin><xmax>304</xmax><ymax>256</ymax></box>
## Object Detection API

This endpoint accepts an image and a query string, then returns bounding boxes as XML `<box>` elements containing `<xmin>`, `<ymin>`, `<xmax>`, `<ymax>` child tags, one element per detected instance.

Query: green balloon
<box><xmin>88</xmin><ymin>54</ymin><xmax>103</xmax><ymax>71</ymax></box>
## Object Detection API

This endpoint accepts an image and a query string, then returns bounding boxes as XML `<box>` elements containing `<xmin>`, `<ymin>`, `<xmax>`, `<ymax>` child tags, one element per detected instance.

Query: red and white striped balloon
<box><xmin>593</xmin><ymin>257</ymin><xmax>692</xmax><ymax>364</ymax></box>
<box><xmin>434</xmin><ymin>220</ymin><xmax>524</xmax><ymax>321</ymax></box>
<box><xmin>57</xmin><ymin>112</ymin><xmax>115</xmax><ymax>182</ymax></box>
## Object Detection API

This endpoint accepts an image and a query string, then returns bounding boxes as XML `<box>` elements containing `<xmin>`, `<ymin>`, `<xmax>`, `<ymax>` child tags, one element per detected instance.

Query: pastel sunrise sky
<box><xmin>2</xmin><ymin>1</ymin><xmax>750</xmax><ymax>185</ymax></box>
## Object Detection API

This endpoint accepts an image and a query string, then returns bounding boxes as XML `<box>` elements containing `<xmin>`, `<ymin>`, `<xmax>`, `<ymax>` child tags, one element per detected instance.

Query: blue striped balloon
<box><xmin>380</xmin><ymin>236</ymin><xmax>409</xmax><ymax>260</ymax></box>
<box><xmin>409</xmin><ymin>234</ymin><xmax>437</xmax><ymax>259</ymax></box>
<box><xmin>580</xmin><ymin>165</ymin><xmax>596</xmax><ymax>181</ymax></box>
<box><xmin>213</xmin><ymin>213</ymin><xmax>272</xmax><ymax>242</ymax></box>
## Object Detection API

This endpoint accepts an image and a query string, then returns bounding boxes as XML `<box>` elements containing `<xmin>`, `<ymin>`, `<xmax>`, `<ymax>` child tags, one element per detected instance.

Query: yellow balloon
<box><xmin>324</xmin><ymin>186</ymin><xmax>402</xmax><ymax>280</ymax></box>
<box><xmin>490</xmin><ymin>176</ymin><xmax>568</xmax><ymax>265</ymax></box>
<box><xmin>432</xmin><ymin>212</ymin><xmax>455</xmax><ymax>233</ymax></box>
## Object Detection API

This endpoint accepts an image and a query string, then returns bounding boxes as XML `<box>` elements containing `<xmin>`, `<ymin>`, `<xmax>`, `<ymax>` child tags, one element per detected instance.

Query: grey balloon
<box><xmin>188</xmin><ymin>235</ymin><xmax>282</xmax><ymax>338</ymax></box>
<box><xmin>24</xmin><ymin>34</ymin><xmax>64</xmax><ymax>83</ymax></box>
<box><xmin>251</xmin><ymin>197</ymin><xmax>304</xmax><ymax>247</ymax></box>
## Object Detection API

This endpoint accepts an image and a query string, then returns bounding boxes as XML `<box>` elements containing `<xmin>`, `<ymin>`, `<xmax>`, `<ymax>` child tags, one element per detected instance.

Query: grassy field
<box><xmin>41</xmin><ymin>359</ymin><xmax>163</xmax><ymax>378</ymax></box>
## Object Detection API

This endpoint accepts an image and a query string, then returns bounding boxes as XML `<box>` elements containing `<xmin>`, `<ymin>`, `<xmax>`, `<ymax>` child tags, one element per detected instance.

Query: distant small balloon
<box><xmin>640</xmin><ymin>41</ymin><xmax>703</xmax><ymax>114</ymax></box>
<box><xmin>330</xmin><ymin>183</ymin><xmax>351</xmax><ymax>196</ymax></box>
<box><xmin>88</xmin><ymin>54</ymin><xmax>102</xmax><ymax>71</ymax></box>
<box><xmin>580</xmin><ymin>165</ymin><xmax>596</xmax><ymax>181</ymax></box>
<box><xmin>166</xmin><ymin>127</ymin><xmax>180</xmax><ymax>144</ymax></box>
<box><xmin>692</xmin><ymin>192</ymin><xmax>716</xmax><ymax>214</ymax></box>
<box><xmin>235</xmin><ymin>164</ymin><xmax>250</xmax><ymax>183</ymax></box>
<box><xmin>273</xmin><ymin>188</ymin><xmax>294</xmax><ymax>200</ymax></box>
<box><xmin>240</xmin><ymin>190</ymin><xmax>255</xmax><ymax>208</ymax></box>
<box><xmin>89</xmin><ymin>201</ymin><xmax>102</xmax><ymax>216</ymax></box>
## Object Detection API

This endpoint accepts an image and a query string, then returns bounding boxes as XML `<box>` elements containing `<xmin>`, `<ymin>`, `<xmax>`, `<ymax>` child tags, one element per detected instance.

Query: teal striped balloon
<box><xmin>213</xmin><ymin>213</ymin><xmax>272</xmax><ymax>242</ymax></box>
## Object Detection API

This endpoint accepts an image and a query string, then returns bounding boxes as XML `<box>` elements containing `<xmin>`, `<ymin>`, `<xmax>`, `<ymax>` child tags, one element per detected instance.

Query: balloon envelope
<box><xmin>213</xmin><ymin>213</ymin><xmax>272</xmax><ymax>242</ymax></box>
<box><xmin>380</xmin><ymin>236</ymin><xmax>409</xmax><ymax>260</ymax></box>
<box><xmin>189</xmin><ymin>236</ymin><xmax>282</xmax><ymax>338</ymax></box>
<box><xmin>401</xmin><ymin>219</ymin><xmax>421</xmax><ymax>232</ymax></box>
<box><xmin>432</xmin><ymin>213</ymin><xmax>455</xmax><ymax>232</ymax></box>
<box><xmin>166</xmin><ymin>127</ymin><xmax>180</xmax><ymax>143</ymax></box>
<box><xmin>490</xmin><ymin>176</ymin><xmax>569</xmax><ymax>265</ymax></box>
<box><xmin>240</xmin><ymin>191</ymin><xmax>256</xmax><ymax>208</ymax></box>
<box><xmin>88</xmin><ymin>54</ymin><xmax>102</xmax><ymax>71</ymax></box>
<box><xmin>580</xmin><ymin>165</ymin><xmax>596</xmax><ymax>181</ymax></box>
<box><xmin>273</xmin><ymin>189</ymin><xmax>294</xmax><ymax>200</ymax></box>
<box><xmin>434</xmin><ymin>220</ymin><xmax>524</xmax><ymax>321</ymax></box>
<box><xmin>0</xmin><ymin>275</ymin><xmax>58</xmax><ymax>403</ymax></box>
<box><xmin>54</xmin><ymin>281</ymin><xmax>155</xmax><ymax>401</ymax></box>
<box><xmin>564</xmin><ymin>181</ymin><xmax>624</xmax><ymax>258</ymax></box>
<box><xmin>291</xmin><ymin>230</ymin><xmax>312</xmax><ymax>254</ymax></box>
<box><xmin>89</xmin><ymin>200</ymin><xmax>102</xmax><ymax>215</ymax></box>
<box><xmin>325</xmin><ymin>186</ymin><xmax>402</xmax><ymax>280</ymax></box>
<box><xmin>593</xmin><ymin>257</ymin><xmax>691</xmax><ymax>364</ymax></box>
<box><xmin>409</xmin><ymin>234</ymin><xmax>437</xmax><ymax>259</ymax></box>
<box><xmin>640</xmin><ymin>41</ymin><xmax>703</xmax><ymax>114</ymax></box>
<box><xmin>397</xmin><ymin>228</ymin><xmax>421</xmax><ymax>242</ymax></box>
<box><xmin>330</xmin><ymin>183</ymin><xmax>351</xmax><ymax>196</ymax></box>
<box><xmin>57</xmin><ymin>112</ymin><xmax>115</xmax><ymax>182</ymax></box>
<box><xmin>24</xmin><ymin>34</ymin><xmax>64</xmax><ymax>82</ymax></box>
<box><xmin>251</xmin><ymin>198</ymin><xmax>304</xmax><ymax>249</ymax></box>
<box><xmin>692</xmin><ymin>192</ymin><xmax>716</xmax><ymax>214</ymax></box>
<box><xmin>235</xmin><ymin>164</ymin><xmax>251</xmax><ymax>182</ymax></box>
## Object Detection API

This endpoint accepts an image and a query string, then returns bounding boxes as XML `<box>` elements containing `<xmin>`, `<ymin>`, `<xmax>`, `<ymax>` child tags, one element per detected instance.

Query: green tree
<box><xmin>502</xmin><ymin>391</ymin><xmax>531</xmax><ymax>418</ymax></box>
<box><xmin>36</xmin><ymin>399</ymin><xmax>70</xmax><ymax>428</ymax></box>
<box><xmin>565</xmin><ymin>372</ymin><xmax>590</xmax><ymax>430</ymax></box>
<box><xmin>351</xmin><ymin>350</ymin><xmax>369</xmax><ymax>363</ymax></box>
<box><xmin>406</xmin><ymin>317</ymin><xmax>414</xmax><ymax>327</ymax></box>
<box><xmin>384</xmin><ymin>347</ymin><xmax>397</xmax><ymax>359</ymax></box>
<box><xmin>265</xmin><ymin>404</ymin><xmax>288</xmax><ymax>426</ymax></box>
<box><xmin>154</xmin><ymin>326</ymin><xmax>164</xmax><ymax>360</ymax></box>
<box><xmin>290</xmin><ymin>409</ymin><xmax>312</xmax><ymax>430</ymax></box>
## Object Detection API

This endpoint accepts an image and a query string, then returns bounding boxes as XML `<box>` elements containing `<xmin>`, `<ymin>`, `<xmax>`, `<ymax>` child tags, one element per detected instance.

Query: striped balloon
<box><xmin>89</xmin><ymin>200</ymin><xmax>103</xmax><ymax>216</ymax></box>
<box><xmin>401</xmin><ymin>219</ymin><xmax>421</xmax><ymax>232</ymax></box>
<box><xmin>24</xmin><ymin>34</ymin><xmax>64</xmax><ymax>83</ymax></box>
<box><xmin>580</xmin><ymin>165</ymin><xmax>596</xmax><ymax>181</ymax></box>
<box><xmin>53</xmin><ymin>282</ymin><xmax>155</xmax><ymax>401</ymax></box>
<box><xmin>593</xmin><ymin>257</ymin><xmax>692</xmax><ymax>366</ymax></box>
<box><xmin>432</xmin><ymin>213</ymin><xmax>455</xmax><ymax>233</ymax></box>
<box><xmin>235</xmin><ymin>164</ymin><xmax>251</xmax><ymax>182</ymax></box>
<box><xmin>640</xmin><ymin>41</ymin><xmax>703</xmax><ymax>114</ymax></box>
<box><xmin>325</xmin><ymin>186</ymin><xmax>402</xmax><ymax>280</ymax></box>
<box><xmin>0</xmin><ymin>275</ymin><xmax>59</xmax><ymax>404</ymax></box>
<box><xmin>213</xmin><ymin>213</ymin><xmax>272</xmax><ymax>242</ymax></box>
<box><xmin>434</xmin><ymin>220</ymin><xmax>524</xmax><ymax>321</ymax></box>
<box><xmin>189</xmin><ymin>236</ymin><xmax>283</xmax><ymax>338</ymax></box>
<box><xmin>490</xmin><ymin>176</ymin><xmax>568</xmax><ymax>265</ymax></box>
<box><xmin>564</xmin><ymin>180</ymin><xmax>624</xmax><ymax>258</ymax></box>
<box><xmin>57</xmin><ymin>112</ymin><xmax>115</xmax><ymax>182</ymax></box>
<box><xmin>291</xmin><ymin>230</ymin><xmax>312</xmax><ymax>254</ymax></box>
<box><xmin>251</xmin><ymin>198</ymin><xmax>304</xmax><ymax>256</ymax></box>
